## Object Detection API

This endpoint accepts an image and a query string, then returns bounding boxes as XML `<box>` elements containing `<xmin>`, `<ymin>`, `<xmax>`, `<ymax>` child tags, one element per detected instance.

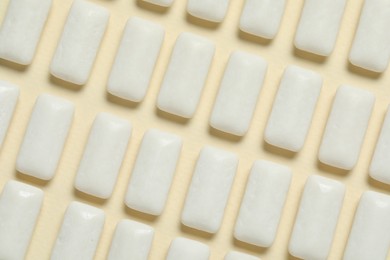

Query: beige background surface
<box><xmin>0</xmin><ymin>0</ymin><xmax>390</xmax><ymax>259</ymax></box>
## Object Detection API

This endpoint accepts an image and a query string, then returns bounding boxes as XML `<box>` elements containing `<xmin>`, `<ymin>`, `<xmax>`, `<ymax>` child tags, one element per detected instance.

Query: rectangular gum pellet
<box><xmin>343</xmin><ymin>191</ymin><xmax>390</xmax><ymax>260</ymax></box>
<box><xmin>264</xmin><ymin>65</ymin><xmax>322</xmax><ymax>152</ymax></box>
<box><xmin>369</xmin><ymin>106</ymin><xmax>390</xmax><ymax>184</ymax></box>
<box><xmin>0</xmin><ymin>81</ymin><xmax>19</xmax><ymax>148</ymax></box>
<box><xmin>349</xmin><ymin>0</ymin><xmax>390</xmax><ymax>72</ymax></box>
<box><xmin>225</xmin><ymin>251</ymin><xmax>260</xmax><ymax>260</ymax></box>
<box><xmin>318</xmin><ymin>85</ymin><xmax>375</xmax><ymax>170</ymax></box>
<box><xmin>143</xmin><ymin>0</ymin><xmax>174</xmax><ymax>7</ymax></box>
<box><xmin>107</xmin><ymin>17</ymin><xmax>165</xmax><ymax>102</ymax></box>
<box><xmin>157</xmin><ymin>32</ymin><xmax>215</xmax><ymax>118</ymax></box>
<box><xmin>289</xmin><ymin>175</ymin><xmax>345</xmax><ymax>260</ymax></box>
<box><xmin>125</xmin><ymin>129</ymin><xmax>182</xmax><ymax>215</ymax></box>
<box><xmin>16</xmin><ymin>94</ymin><xmax>74</xmax><ymax>180</ymax></box>
<box><xmin>51</xmin><ymin>201</ymin><xmax>105</xmax><ymax>260</ymax></box>
<box><xmin>294</xmin><ymin>0</ymin><xmax>347</xmax><ymax>56</ymax></box>
<box><xmin>187</xmin><ymin>0</ymin><xmax>231</xmax><ymax>22</ymax></box>
<box><xmin>210</xmin><ymin>50</ymin><xmax>268</xmax><ymax>136</ymax></box>
<box><xmin>166</xmin><ymin>237</ymin><xmax>210</xmax><ymax>260</ymax></box>
<box><xmin>108</xmin><ymin>220</ymin><xmax>154</xmax><ymax>260</ymax></box>
<box><xmin>234</xmin><ymin>160</ymin><xmax>292</xmax><ymax>247</ymax></box>
<box><xmin>0</xmin><ymin>181</ymin><xmax>43</xmax><ymax>260</ymax></box>
<box><xmin>239</xmin><ymin>0</ymin><xmax>286</xmax><ymax>39</ymax></box>
<box><xmin>50</xmin><ymin>0</ymin><xmax>109</xmax><ymax>85</ymax></box>
<box><xmin>0</xmin><ymin>0</ymin><xmax>52</xmax><ymax>65</ymax></box>
<box><xmin>75</xmin><ymin>113</ymin><xmax>132</xmax><ymax>199</ymax></box>
<box><xmin>181</xmin><ymin>146</ymin><xmax>238</xmax><ymax>233</ymax></box>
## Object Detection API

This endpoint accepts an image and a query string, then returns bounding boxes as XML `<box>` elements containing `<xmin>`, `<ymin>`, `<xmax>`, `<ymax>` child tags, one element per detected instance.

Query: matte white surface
<box><xmin>157</xmin><ymin>32</ymin><xmax>215</xmax><ymax>118</ymax></box>
<box><xmin>0</xmin><ymin>0</ymin><xmax>52</xmax><ymax>65</ymax></box>
<box><xmin>0</xmin><ymin>81</ymin><xmax>19</xmax><ymax>148</ymax></box>
<box><xmin>75</xmin><ymin>113</ymin><xmax>132</xmax><ymax>199</ymax></box>
<box><xmin>370</xmin><ymin>106</ymin><xmax>390</xmax><ymax>184</ymax></box>
<box><xmin>50</xmin><ymin>0</ymin><xmax>109</xmax><ymax>85</ymax></box>
<box><xmin>294</xmin><ymin>0</ymin><xmax>347</xmax><ymax>56</ymax></box>
<box><xmin>125</xmin><ymin>129</ymin><xmax>182</xmax><ymax>215</ymax></box>
<box><xmin>289</xmin><ymin>175</ymin><xmax>345</xmax><ymax>260</ymax></box>
<box><xmin>0</xmin><ymin>180</ymin><xmax>43</xmax><ymax>260</ymax></box>
<box><xmin>51</xmin><ymin>201</ymin><xmax>105</xmax><ymax>260</ymax></box>
<box><xmin>166</xmin><ymin>237</ymin><xmax>210</xmax><ymax>260</ymax></box>
<box><xmin>225</xmin><ymin>251</ymin><xmax>260</xmax><ymax>260</ymax></box>
<box><xmin>343</xmin><ymin>191</ymin><xmax>390</xmax><ymax>260</ymax></box>
<box><xmin>108</xmin><ymin>17</ymin><xmax>164</xmax><ymax>102</ymax></box>
<box><xmin>16</xmin><ymin>94</ymin><xmax>74</xmax><ymax>180</ymax></box>
<box><xmin>234</xmin><ymin>160</ymin><xmax>292</xmax><ymax>247</ymax></box>
<box><xmin>210</xmin><ymin>51</ymin><xmax>268</xmax><ymax>136</ymax></box>
<box><xmin>187</xmin><ymin>0</ymin><xmax>231</xmax><ymax>22</ymax></box>
<box><xmin>318</xmin><ymin>85</ymin><xmax>375</xmax><ymax>170</ymax></box>
<box><xmin>264</xmin><ymin>65</ymin><xmax>322</xmax><ymax>152</ymax></box>
<box><xmin>239</xmin><ymin>0</ymin><xmax>286</xmax><ymax>39</ymax></box>
<box><xmin>143</xmin><ymin>0</ymin><xmax>173</xmax><ymax>7</ymax></box>
<box><xmin>108</xmin><ymin>219</ymin><xmax>154</xmax><ymax>260</ymax></box>
<box><xmin>181</xmin><ymin>146</ymin><xmax>238</xmax><ymax>233</ymax></box>
<box><xmin>349</xmin><ymin>0</ymin><xmax>390</xmax><ymax>72</ymax></box>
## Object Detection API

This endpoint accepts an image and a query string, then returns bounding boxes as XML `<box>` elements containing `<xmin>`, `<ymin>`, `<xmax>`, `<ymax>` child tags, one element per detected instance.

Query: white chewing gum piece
<box><xmin>51</xmin><ymin>201</ymin><xmax>105</xmax><ymax>260</ymax></box>
<box><xmin>181</xmin><ymin>146</ymin><xmax>238</xmax><ymax>233</ymax></box>
<box><xmin>50</xmin><ymin>0</ymin><xmax>109</xmax><ymax>85</ymax></box>
<box><xmin>0</xmin><ymin>181</ymin><xmax>43</xmax><ymax>260</ymax></box>
<box><xmin>166</xmin><ymin>237</ymin><xmax>210</xmax><ymax>260</ymax></box>
<box><xmin>318</xmin><ymin>85</ymin><xmax>375</xmax><ymax>170</ymax></box>
<box><xmin>369</xmin><ymin>106</ymin><xmax>390</xmax><ymax>184</ymax></box>
<box><xmin>234</xmin><ymin>160</ymin><xmax>292</xmax><ymax>247</ymax></box>
<box><xmin>157</xmin><ymin>32</ymin><xmax>215</xmax><ymax>118</ymax></box>
<box><xmin>75</xmin><ymin>113</ymin><xmax>132</xmax><ymax>199</ymax></box>
<box><xmin>289</xmin><ymin>175</ymin><xmax>345</xmax><ymax>260</ymax></box>
<box><xmin>125</xmin><ymin>129</ymin><xmax>182</xmax><ymax>215</ymax></box>
<box><xmin>108</xmin><ymin>220</ymin><xmax>154</xmax><ymax>260</ymax></box>
<box><xmin>349</xmin><ymin>0</ymin><xmax>390</xmax><ymax>72</ymax></box>
<box><xmin>0</xmin><ymin>0</ymin><xmax>52</xmax><ymax>65</ymax></box>
<box><xmin>0</xmin><ymin>81</ymin><xmax>19</xmax><ymax>148</ymax></box>
<box><xmin>239</xmin><ymin>0</ymin><xmax>286</xmax><ymax>39</ymax></box>
<box><xmin>108</xmin><ymin>17</ymin><xmax>165</xmax><ymax>102</ymax></box>
<box><xmin>16</xmin><ymin>94</ymin><xmax>74</xmax><ymax>180</ymax></box>
<box><xmin>143</xmin><ymin>0</ymin><xmax>173</xmax><ymax>7</ymax></box>
<box><xmin>225</xmin><ymin>251</ymin><xmax>260</xmax><ymax>260</ymax></box>
<box><xmin>264</xmin><ymin>65</ymin><xmax>322</xmax><ymax>152</ymax></box>
<box><xmin>294</xmin><ymin>0</ymin><xmax>347</xmax><ymax>56</ymax></box>
<box><xmin>343</xmin><ymin>191</ymin><xmax>390</xmax><ymax>260</ymax></box>
<box><xmin>187</xmin><ymin>0</ymin><xmax>231</xmax><ymax>22</ymax></box>
<box><xmin>210</xmin><ymin>50</ymin><xmax>268</xmax><ymax>136</ymax></box>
